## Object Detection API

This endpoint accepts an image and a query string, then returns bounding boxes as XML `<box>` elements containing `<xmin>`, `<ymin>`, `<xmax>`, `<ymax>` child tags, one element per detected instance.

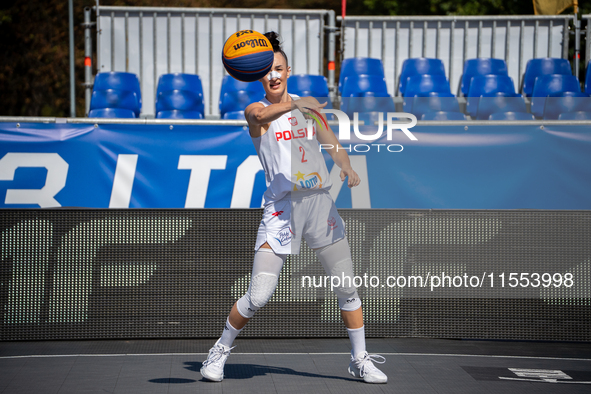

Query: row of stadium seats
<box><xmin>338</xmin><ymin>57</ymin><xmax>591</xmax><ymax>120</ymax></box>
<box><xmin>219</xmin><ymin>74</ymin><xmax>333</xmax><ymax>119</ymax></box>
<box><xmin>89</xmin><ymin>72</ymin><xmax>332</xmax><ymax>119</ymax></box>
<box><xmin>89</xmin><ymin>72</ymin><xmax>205</xmax><ymax>119</ymax></box>
<box><xmin>340</xmin><ymin>56</ymin><xmax>591</xmax><ymax>97</ymax></box>
<box><xmin>89</xmin><ymin>58</ymin><xmax>591</xmax><ymax>120</ymax></box>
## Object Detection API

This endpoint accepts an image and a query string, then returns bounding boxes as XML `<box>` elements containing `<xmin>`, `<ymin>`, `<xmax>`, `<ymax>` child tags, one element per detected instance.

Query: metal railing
<box><xmin>583</xmin><ymin>14</ymin><xmax>591</xmax><ymax>67</ymax></box>
<box><xmin>84</xmin><ymin>7</ymin><xmax>587</xmax><ymax>117</ymax></box>
<box><xmin>3</xmin><ymin>116</ymin><xmax>591</xmax><ymax>127</ymax></box>
<box><xmin>91</xmin><ymin>5</ymin><xmax>336</xmax><ymax>117</ymax></box>
<box><xmin>338</xmin><ymin>15</ymin><xmax>572</xmax><ymax>96</ymax></box>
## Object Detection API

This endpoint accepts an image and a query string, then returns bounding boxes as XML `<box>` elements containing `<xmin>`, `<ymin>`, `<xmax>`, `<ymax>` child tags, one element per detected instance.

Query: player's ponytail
<box><xmin>264</xmin><ymin>31</ymin><xmax>288</xmax><ymax>66</ymax></box>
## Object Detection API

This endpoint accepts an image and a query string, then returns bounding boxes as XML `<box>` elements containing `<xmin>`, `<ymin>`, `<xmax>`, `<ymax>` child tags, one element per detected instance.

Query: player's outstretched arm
<box><xmin>245</xmin><ymin>101</ymin><xmax>291</xmax><ymax>126</ymax></box>
<box><xmin>246</xmin><ymin>97</ymin><xmax>327</xmax><ymax>138</ymax></box>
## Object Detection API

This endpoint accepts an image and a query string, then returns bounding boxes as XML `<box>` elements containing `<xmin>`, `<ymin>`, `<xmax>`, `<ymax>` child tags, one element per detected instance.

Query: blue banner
<box><xmin>1</xmin><ymin>122</ymin><xmax>590</xmax><ymax>209</ymax></box>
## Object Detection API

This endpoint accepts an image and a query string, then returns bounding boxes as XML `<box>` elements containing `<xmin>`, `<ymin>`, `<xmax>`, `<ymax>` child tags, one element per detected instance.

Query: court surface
<box><xmin>1</xmin><ymin>338</ymin><xmax>590</xmax><ymax>393</ymax></box>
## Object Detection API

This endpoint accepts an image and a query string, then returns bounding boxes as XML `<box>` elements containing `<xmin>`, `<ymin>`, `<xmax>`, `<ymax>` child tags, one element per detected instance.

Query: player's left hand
<box><xmin>340</xmin><ymin>166</ymin><xmax>360</xmax><ymax>188</ymax></box>
<box><xmin>293</xmin><ymin>97</ymin><xmax>327</xmax><ymax>120</ymax></box>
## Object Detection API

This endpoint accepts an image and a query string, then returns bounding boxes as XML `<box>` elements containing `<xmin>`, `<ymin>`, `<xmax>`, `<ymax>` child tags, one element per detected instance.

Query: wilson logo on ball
<box><xmin>222</xmin><ymin>30</ymin><xmax>274</xmax><ymax>82</ymax></box>
<box><xmin>231</xmin><ymin>38</ymin><xmax>269</xmax><ymax>52</ymax></box>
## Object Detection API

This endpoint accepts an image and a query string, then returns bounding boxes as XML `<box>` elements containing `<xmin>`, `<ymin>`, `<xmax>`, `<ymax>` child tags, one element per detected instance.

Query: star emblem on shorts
<box><xmin>294</xmin><ymin>171</ymin><xmax>305</xmax><ymax>181</ymax></box>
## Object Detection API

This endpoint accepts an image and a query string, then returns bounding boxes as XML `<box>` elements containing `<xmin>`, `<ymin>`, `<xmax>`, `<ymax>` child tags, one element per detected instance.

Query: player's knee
<box><xmin>338</xmin><ymin>295</ymin><xmax>362</xmax><ymax>312</ymax></box>
<box><xmin>250</xmin><ymin>273</ymin><xmax>278</xmax><ymax>308</ymax></box>
<box><xmin>236</xmin><ymin>273</ymin><xmax>279</xmax><ymax>318</ymax></box>
<box><xmin>236</xmin><ymin>288</ymin><xmax>257</xmax><ymax>318</ymax></box>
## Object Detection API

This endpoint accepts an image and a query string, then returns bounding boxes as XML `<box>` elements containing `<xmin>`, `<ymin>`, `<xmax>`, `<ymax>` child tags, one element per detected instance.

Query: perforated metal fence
<box><xmin>95</xmin><ymin>6</ymin><xmax>335</xmax><ymax>117</ymax></box>
<box><xmin>1</xmin><ymin>209</ymin><xmax>590</xmax><ymax>341</ymax></box>
<box><xmin>338</xmin><ymin>15</ymin><xmax>572</xmax><ymax>96</ymax></box>
<box><xmin>88</xmin><ymin>7</ymin><xmax>587</xmax><ymax>117</ymax></box>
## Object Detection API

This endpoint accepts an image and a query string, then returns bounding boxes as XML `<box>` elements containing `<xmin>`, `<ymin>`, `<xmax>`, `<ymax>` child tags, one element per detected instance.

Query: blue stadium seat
<box><xmin>585</xmin><ymin>60</ymin><xmax>591</xmax><ymax>95</ymax></box>
<box><xmin>404</xmin><ymin>74</ymin><xmax>452</xmax><ymax>97</ymax></box>
<box><xmin>351</xmin><ymin>112</ymin><xmax>412</xmax><ymax>129</ymax></box>
<box><xmin>156</xmin><ymin>74</ymin><xmax>205</xmax><ymax>118</ymax></box>
<box><xmin>88</xmin><ymin>108</ymin><xmax>136</xmax><ymax>118</ymax></box>
<box><xmin>398</xmin><ymin>58</ymin><xmax>446</xmax><ymax>96</ymax></box>
<box><xmin>558</xmin><ymin>111</ymin><xmax>591</xmax><ymax>120</ymax></box>
<box><xmin>90</xmin><ymin>89</ymin><xmax>140</xmax><ymax>117</ymax></box>
<box><xmin>358</xmin><ymin>90</ymin><xmax>391</xmax><ymax>98</ymax></box>
<box><xmin>543</xmin><ymin>92</ymin><xmax>591</xmax><ymax>120</ymax></box>
<box><xmin>341</xmin><ymin>75</ymin><xmax>389</xmax><ymax>98</ymax></box>
<box><xmin>460</xmin><ymin>58</ymin><xmax>509</xmax><ymax>96</ymax></box>
<box><xmin>156</xmin><ymin>110</ymin><xmax>204</xmax><ymax>119</ymax></box>
<box><xmin>219</xmin><ymin>76</ymin><xmax>265</xmax><ymax>117</ymax></box>
<box><xmin>476</xmin><ymin>94</ymin><xmax>528</xmax><ymax>120</ymax></box>
<box><xmin>467</xmin><ymin>74</ymin><xmax>517</xmax><ymax>96</ymax></box>
<box><xmin>339</xmin><ymin>58</ymin><xmax>385</xmax><ymax>93</ymax></box>
<box><xmin>288</xmin><ymin>75</ymin><xmax>330</xmax><ymax>97</ymax></box>
<box><xmin>530</xmin><ymin>74</ymin><xmax>581</xmax><ymax>118</ymax></box>
<box><xmin>219</xmin><ymin>90</ymin><xmax>265</xmax><ymax>117</ymax></box>
<box><xmin>157</xmin><ymin>73</ymin><xmax>204</xmax><ymax>97</ymax></box>
<box><xmin>522</xmin><ymin>58</ymin><xmax>572</xmax><ymax>97</ymax></box>
<box><xmin>344</xmin><ymin>96</ymin><xmax>396</xmax><ymax>117</ymax></box>
<box><xmin>421</xmin><ymin>111</ymin><xmax>466</xmax><ymax>121</ymax></box>
<box><xmin>404</xmin><ymin>92</ymin><xmax>460</xmax><ymax>117</ymax></box>
<box><xmin>353</xmin><ymin>112</ymin><xmax>387</xmax><ymax>127</ymax></box>
<box><xmin>220</xmin><ymin>76</ymin><xmax>264</xmax><ymax>101</ymax></box>
<box><xmin>222</xmin><ymin>111</ymin><xmax>246</xmax><ymax>120</ymax></box>
<box><xmin>340</xmin><ymin>76</ymin><xmax>390</xmax><ymax>115</ymax></box>
<box><xmin>466</xmin><ymin>75</ymin><xmax>519</xmax><ymax>118</ymax></box>
<box><xmin>488</xmin><ymin>112</ymin><xmax>535</xmax><ymax>121</ymax></box>
<box><xmin>93</xmin><ymin>72</ymin><xmax>142</xmax><ymax>110</ymax></box>
<box><xmin>155</xmin><ymin>90</ymin><xmax>204</xmax><ymax>116</ymax></box>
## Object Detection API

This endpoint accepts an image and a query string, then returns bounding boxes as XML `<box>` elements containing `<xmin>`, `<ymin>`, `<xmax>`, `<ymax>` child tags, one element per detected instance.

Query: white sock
<box><xmin>218</xmin><ymin>318</ymin><xmax>242</xmax><ymax>348</ymax></box>
<box><xmin>347</xmin><ymin>325</ymin><xmax>366</xmax><ymax>358</ymax></box>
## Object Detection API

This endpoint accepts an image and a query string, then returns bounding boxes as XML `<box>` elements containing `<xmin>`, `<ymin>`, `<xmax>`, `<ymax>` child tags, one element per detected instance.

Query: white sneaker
<box><xmin>200</xmin><ymin>340</ymin><xmax>234</xmax><ymax>382</ymax></box>
<box><xmin>348</xmin><ymin>351</ymin><xmax>388</xmax><ymax>384</ymax></box>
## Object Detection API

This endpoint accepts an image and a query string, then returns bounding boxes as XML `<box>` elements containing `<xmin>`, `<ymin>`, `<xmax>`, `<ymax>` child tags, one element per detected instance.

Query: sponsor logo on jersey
<box><xmin>327</xmin><ymin>216</ymin><xmax>338</xmax><ymax>230</ymax></box>
<box><xmin>271</xmin><ymin>210</ymin><xmax>284</xmax><ymax>217</ymax></box>
<box><xmin>301</xmin><ymin>107</ymin><xmax>328</xmax><ymax>132</ymax></box>
<box><xmin>274</xmin><ymin>227</ymin><xmax>292</xmax><ymax>246</ymax></box>
<box><xmin>293</xmin><ymin>171</ymin><xmax>322</xmax><ymax>191</ymax></box>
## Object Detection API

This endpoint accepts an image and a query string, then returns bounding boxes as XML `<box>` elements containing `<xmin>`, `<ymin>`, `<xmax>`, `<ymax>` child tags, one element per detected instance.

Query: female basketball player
<box><xmin>201</xmin><ymin>32</ymin><xmax>387</xmax><ymax>384</ymax></box>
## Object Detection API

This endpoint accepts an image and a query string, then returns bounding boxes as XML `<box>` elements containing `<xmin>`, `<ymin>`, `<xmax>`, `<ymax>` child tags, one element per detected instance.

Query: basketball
<box><xmin>222</xmin><ymin>30</ymin><xmax>274</xmax><ymax>82</ymax></box>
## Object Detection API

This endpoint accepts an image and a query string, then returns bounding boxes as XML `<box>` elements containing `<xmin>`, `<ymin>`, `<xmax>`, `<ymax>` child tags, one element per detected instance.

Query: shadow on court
<box><xmin>149</xmin><ymin>378</ymin><xmax>197</xmax><ymax>384</ymax></box>
<box><xmin>185</xmin><ymin>361</ymin><xmax>357</xmax><ymax>382</ymax></box>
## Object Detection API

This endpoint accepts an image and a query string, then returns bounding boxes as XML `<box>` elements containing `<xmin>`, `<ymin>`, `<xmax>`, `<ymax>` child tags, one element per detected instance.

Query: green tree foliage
<box><xmin>360</xmin><ymin>0</ymin><xmax>533</xmax><ymax>16</ymax></box>
<box><xmin>0</xmin><ymin>0</ymin><xmax>86</xmax><ymax>116</ymax></box>
<box><xmin>0</xmin><ymin>0</ymin><xmax>215</xmax><ymax>117</ymax></box>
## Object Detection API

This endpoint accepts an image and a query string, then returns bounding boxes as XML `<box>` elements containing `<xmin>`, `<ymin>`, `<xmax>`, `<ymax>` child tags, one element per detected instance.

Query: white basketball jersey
<box><xmin>252</xmin><ymin>95</ymin><xmax>332</xmax><ymax>206</ymax></box>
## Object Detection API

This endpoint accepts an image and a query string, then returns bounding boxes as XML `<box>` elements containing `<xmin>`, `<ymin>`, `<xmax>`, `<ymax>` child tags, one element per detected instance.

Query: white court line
<box><xmin>0</xmin><ymin>352</ymin><xmax>590</xmax><ymax>362</ymax></box>
<box><xmin>499</xmin><ymin>377</ymin><xmax>591</xmax><ymax>384</ymax></box>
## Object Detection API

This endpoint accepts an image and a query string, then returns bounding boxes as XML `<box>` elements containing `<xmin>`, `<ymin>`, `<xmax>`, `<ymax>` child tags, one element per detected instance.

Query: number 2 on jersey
<box><xmin>299</xmin><ymin>146</ymin><xmax>307</xmax><ymax>163</ymax></box>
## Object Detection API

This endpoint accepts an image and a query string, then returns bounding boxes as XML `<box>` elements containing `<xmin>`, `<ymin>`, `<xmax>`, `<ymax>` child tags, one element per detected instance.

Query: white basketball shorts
<box><xmin>255</xmin><ymin>189</ymin><xmax>346</xmax><ymax>254</ymax></box>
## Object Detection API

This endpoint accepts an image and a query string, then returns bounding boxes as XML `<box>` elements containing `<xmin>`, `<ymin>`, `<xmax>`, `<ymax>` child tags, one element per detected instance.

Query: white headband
<box><xmin>267</xmin><ymin>70</ymin><xmax>281</xmax><ymax>81</ymax></box>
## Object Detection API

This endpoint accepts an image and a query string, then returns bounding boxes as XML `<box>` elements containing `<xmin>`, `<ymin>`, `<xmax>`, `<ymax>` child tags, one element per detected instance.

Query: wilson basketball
<box><xmin>222</xmin><ymin>30</ymin><xmax>274</xmax><ymax>82</ymax></box>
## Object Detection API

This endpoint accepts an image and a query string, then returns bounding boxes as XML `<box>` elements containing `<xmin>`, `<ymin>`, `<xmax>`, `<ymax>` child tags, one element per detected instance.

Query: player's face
<box><xmin>261</xmin><ymin>52</ymin><xmax>290</xmax><ymax>94</ymax></box>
